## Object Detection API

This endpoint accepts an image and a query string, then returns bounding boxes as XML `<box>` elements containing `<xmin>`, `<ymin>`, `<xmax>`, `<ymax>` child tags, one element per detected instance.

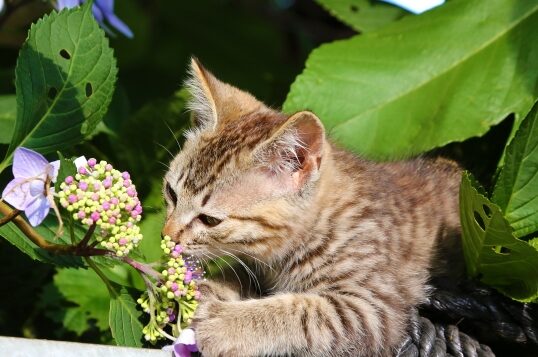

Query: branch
<box><xmin>0</xmin><ymin>207</ymin><xmax>20</xmax><ymax>226</ymax></box>
<box><xmin>0</xmin><ymin>201</ymin><xmax>108</xmax><ymax>256</ymax></box>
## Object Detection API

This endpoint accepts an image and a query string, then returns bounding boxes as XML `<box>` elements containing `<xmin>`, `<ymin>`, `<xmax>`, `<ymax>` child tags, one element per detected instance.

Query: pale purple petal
<box><xmin>74</xmin><ymin>156</ymin><xmax>88</xmax><ymax>169</ymax></box>
<box><xmin>173</xmin><ymin>343</ymin><xmax>192</xmax><ymax>357</ymax></box>
<box><xmin>177</xmin><ymin>328</ymin><xmax>197</xmax><ymax>346</ymax></box>
<box><xmin>103</xmin><ymin>12</ymin><xmax>133</xmax><ymax>38</ymax></box>
<box><xmin>25</xmin><ymin>196</ymin><xmax>51</xmax><ymax>226</ymax></box>
<box><xmin>29</xmin><ymin>179</ymin><xmax>45</xmax><ymax>197</ymax></box>
<box><xmin>12</xmin><ymin>148</ymin><xmax>48</xmax><ymax>179</ymax></box>
<box><xmin>92</xmin><ymin>4</ymin><xmax>105</xmax><ymax>22</ymax></box>
<box><xmin>2</xmin><ymin>178</ymin><xmax>34</xmax><ymax>210</ymax></box>
<box><xmin>47</xmin><ymin>162</ymin><xmax>60</xmax><ymax>182</ymax></box>
<box><xmin>56</xmin><ymin>0</ymin><xmax>81</xmax><ymax>10</ymax></box>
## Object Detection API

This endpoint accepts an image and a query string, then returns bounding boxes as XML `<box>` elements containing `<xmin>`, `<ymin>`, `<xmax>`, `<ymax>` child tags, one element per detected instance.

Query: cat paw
<box><xmin>192</xmin><ymin>300</ymin><xmax>246</xmax><ymax>356</ymax></box>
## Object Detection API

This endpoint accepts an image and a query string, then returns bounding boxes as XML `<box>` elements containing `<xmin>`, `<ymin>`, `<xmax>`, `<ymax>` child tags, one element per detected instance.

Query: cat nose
<box><xmin>162</xmin><ymin>220</ymin><xmax>184</xmax><ymax>241</ymax></box>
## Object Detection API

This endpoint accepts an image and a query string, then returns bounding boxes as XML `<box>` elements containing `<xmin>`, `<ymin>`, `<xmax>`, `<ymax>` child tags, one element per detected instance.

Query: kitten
<box><xmin>162</xmin><ymin>58</ymin><xmax>462</xmax><ymax>356</ymax></box>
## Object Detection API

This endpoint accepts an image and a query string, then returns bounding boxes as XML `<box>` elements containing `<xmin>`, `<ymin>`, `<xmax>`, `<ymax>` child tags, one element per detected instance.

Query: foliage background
<box><xmin>0</xmin><ymin>0</ymin><xmax>535</xmax><ymax>351</ymax></box>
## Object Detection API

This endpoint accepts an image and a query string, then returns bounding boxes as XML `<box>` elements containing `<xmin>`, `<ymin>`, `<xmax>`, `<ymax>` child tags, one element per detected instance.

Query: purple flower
<box><xmin>163</xmin><ymin>328</ymin><xmax>198</xmax><ymax>357</ymax></box>
<box><xmin>1</xmin><ymin>148</ymin><xmax>60</xmax><ymax>226</ymax></box>
<box><xmin>56</xmin><ymin>0</ymin><xmax>133</xmax><ymax>38</ymax></box>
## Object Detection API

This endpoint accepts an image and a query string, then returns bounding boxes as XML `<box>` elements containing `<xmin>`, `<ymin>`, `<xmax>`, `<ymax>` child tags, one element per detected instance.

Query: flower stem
<box><xmin>0</xmin><ymin>201</ymin><xmax>109</xmax><ymax>256</ymax></box>
<box><xmin>0</xmin><ymin>207</ymin><xmax>21</xmax><ymax>226</ymax></box>
<box><xmin>116</xmin><ymin>255</ymin><xmax>162</xmax><ymax>280</ymax></box>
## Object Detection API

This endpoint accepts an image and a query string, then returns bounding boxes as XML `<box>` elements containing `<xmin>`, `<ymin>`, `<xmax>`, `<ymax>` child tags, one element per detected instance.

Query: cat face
<box><xmin>162</xmin><ymin>59</ymin><xmax>325</xmax><ymax>262</ymax></box>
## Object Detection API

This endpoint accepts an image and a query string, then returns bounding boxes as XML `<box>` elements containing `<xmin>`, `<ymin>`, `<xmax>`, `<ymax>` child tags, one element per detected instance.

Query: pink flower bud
<box><xmin>91</xmin><ymin>193</ymin><xmax>100</xmax><ymax>201</ymax></box>
<box><xmin>127</xmin><ymin>188</ymin><xmax>136</xmax><ymax>197</ymax></box>
<box><xmin>123</xmin><ymin>180</ymin><xmax>131</xmax><ymax>188</ymax></box>
<box><xmin>65</xmin><ymin>176</ymin><xmax>74</xmax><ymax>184</ymax></box>
<box><xmin>108</xmin><ymin>217</ymin><xmax>116</xmax><ymax>224</ymax></box>
<box><xmin>90</xmin><ymin>212</ymin><xmax>100</xmax><ymax>221</ymax></box>
<box><xmin>122</xmin><ymin>172</ymin><xmax>130</xmax><ymax>180</ymax></box>
<box><xmin>105</xmin><ymin>164</ymin><xmax>113</xmax><ymax>171</ymax></box>
<box><xmin>125</xmin><ymin>204</ymin><xmax>132</xmax><ymax>211</ymax></box>
<box><xmin>93</xmin><ymin>182</ymin><xmax>100</xmax><ymax>190</ymax></box>
<box><xmin>77</xmin><ymin>211</ymin><xmax>86</xmax><ymax>219</ymax></box>
<box><xmin>68</xmin><ymin>194</ymin><xmax>77</xmax><ymax>204</ymax></box>
<box><xmin>110</xmin><ymin>197</ymin><xmax>119</xmax><ymax>205</ymax></box>
<box><xmin>102</xmin><ymin>202</ymin><xmax>110</xmax><ymax>210</ymax></box>
<box><xmin>88</xmin><ymin>158</ymin><xmax>97</xmax><ymax>167</ymax></box>
<box><xmin>195</xmin><ymin>291</ymin><xmax>201</xmax><ymax>300</ymax></box>
<box><xmin>78</xmin><ymin>182</ymin><xmax>88</xmax><ymax>191</ymax></box>
<box><xmin>171</xmin><ymin>283</ymin><xmax>178</xmax><ymax>291</ymax></box>
<box><xmin>168</xmin><ymin>268</ymin><xmax>175</xmax><ymax>275</ymax></box>
<box><xmin>118</xmin><ymin>238</ymin><xmax>128</xmax><ymax>246</ymax></box>
<box><xmin>78</xmin><ymin>167</ymin><xmax>87</xmax><ymax>175</ymax></box>
<box><xmin>171</xmin><ymin>251</ymin><xmax>179</xmax><ymax>258</ymax></box>
<box><xmin>184</xmin><ymin>271</ymin><xmax>193</xmax><ymax>283</ymax></box>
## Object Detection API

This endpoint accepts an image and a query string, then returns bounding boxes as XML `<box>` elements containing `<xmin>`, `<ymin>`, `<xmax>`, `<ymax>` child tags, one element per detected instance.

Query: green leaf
<box><xmin>55</xmin><ymin>153</ymin><xmax>77</xmax><ymax>191</ymax></box>
<box><xmin>0</xmin><ymin>95</ymin><xmax>16</xmax><ymax>144</ymax></box>
<box><xmin>492</xmin><ymin>101</ymin><xmax>538</xmax><ymax>238</ymax></box>
<box><xmin>315</xmin><ymin>0</ymin><xmax>406</xmax><ymax>33</ymax></box>
<box><xmin>1</xmin><ymin>2</ymin><xmax>117</xmax><ymax>172</ymax></box>
<box><xmin>109</xmin><ymin>286</ymin><xmax>144</xmax><ymax>347</ymax></box>
<box><xmin>284</xmin><ymin>0</ymin><xmax>538</xmax><ymax>159</ymax></box>
<box><xmin>137</xmin><ymin>209</ymin><xmax>165</xmax><ymax>263</ymax></box>
<box><xmin>0</xmin><ymin>215</ymin><xmax>83</xmax><ymax>267</ymax></box>
<box><xmin>54</xmin><ymin>267</ymin><xmax>111</xmax><ymax>333</ymax></box>
<box><xmin>460</xmin><ymin>172</ymin><xmax>538</xmax><ymax>302</ymax></box>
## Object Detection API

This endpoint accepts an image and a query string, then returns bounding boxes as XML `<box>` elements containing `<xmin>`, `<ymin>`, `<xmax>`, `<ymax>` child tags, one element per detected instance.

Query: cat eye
<box><xmin>165</xmin><ymin>182</ymin><xmax>177</xmax><ymax>205</ymax></box>
<box><xmin>198</xmin><ymin>214</ymin><xmax>222</xmax><ymax>227</ymax></box>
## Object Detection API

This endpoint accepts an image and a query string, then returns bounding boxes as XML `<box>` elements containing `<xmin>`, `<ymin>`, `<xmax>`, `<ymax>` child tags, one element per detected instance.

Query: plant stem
<box><xmin>0</xmin><ymin>207</ymin><xmax>20</xmax><ymax>226</ymax></box>
<box><xmin>77</xmin><ymin>223</ymin><xmax>96</xmax><ymax>249</ymax></box>
<box><xmin>117</xmin><ymin>255</ymin><xmax>162</xmax><ymax>280</ymax></box>
<box><xmin>0</xmin><ymin>201</ymin><xmax>109</xmax><ymax>256</ymax></box>
<box><xmin>86</xmin><ymin>257</ymin><xmax>117</xmax><ymax>296</ymax></box>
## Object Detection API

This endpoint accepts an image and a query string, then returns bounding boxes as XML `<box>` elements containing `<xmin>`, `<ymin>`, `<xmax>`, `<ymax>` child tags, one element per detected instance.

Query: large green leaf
<box><xmin>492</xmin><ymin>101</ymin><xmax>538</xmax><ymax>238</ymax></box>
<box><xmin>1</xmin><ymin>2</ymin><xmax>117</xmax><ymax>172</ymax></box>
<box><xmin>109</xmin><ymin>286</ymin><xmax>144</xmax><ymax>347</ymax></box>
<box><xmin>0</xmin><ymin>95</ymin><xmax>16</xmax><ymax>144</ymax></box>
<box><xmin>460</xmin><ymin>173</ymin><xmax>538</xmax><ymax>302</ymax></box>
<box><xmin>53</xmin><ymin>267</ymin><xmax>110</xmax><ymax>333</ymax></box>
<box><xmin>316</xmin><ymin>0</ymin><xmax>407</xmax><ymax>33</ymax></box>
<box><xmin>284</xmin><ymin>0</ymin><xmax>538</xmax><ymax>159</ymax></box>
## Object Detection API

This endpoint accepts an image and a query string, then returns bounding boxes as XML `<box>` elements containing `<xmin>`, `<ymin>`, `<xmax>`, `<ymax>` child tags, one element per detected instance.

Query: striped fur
<box><xmin>162</xmin><ymin>59</ymin><xmax>462</xmax><ymax>356</ymax></box>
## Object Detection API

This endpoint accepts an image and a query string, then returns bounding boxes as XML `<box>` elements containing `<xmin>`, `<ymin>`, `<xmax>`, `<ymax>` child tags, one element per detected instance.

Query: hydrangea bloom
<box><xmin>56</xmin><ymin>0</ymin><xmax>133</xmax><ymax>38</ymax></box>
<box><xmin>138</xmin><ymin>236</ymin><xmax>202</xmax><ymax>343</ymax></box>
<box><xmin>1</xmin><ymin>148</ymin><xmax>59</xmax><ymax>226</ymax></box>
<box><xmin>58</xmin><ymin>158</ymin><xmax>142</xmax><ymax>256</ymax></box>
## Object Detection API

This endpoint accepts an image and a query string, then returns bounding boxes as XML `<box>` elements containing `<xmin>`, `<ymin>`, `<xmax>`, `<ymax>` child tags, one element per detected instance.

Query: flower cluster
<box><xmin>138</xmin><ymin>236</ymin><xmax>202</xmax><ymax>343</ymax></box>
<box><xmin>58</xmin><ymin>158</ymin><xmax>142</xmax><ymax>256</ymax></box>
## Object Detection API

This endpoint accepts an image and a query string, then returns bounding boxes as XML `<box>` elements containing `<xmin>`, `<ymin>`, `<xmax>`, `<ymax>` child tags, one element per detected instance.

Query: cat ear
<box><xmin>186</xmin><ymin>58</ymin><xmax>264</xmax><ymax>131</ymax></box>
<box><xmin>255</xmin><ymin>111</ymin><xmax>325</xmax><ymax>188</ymax></box>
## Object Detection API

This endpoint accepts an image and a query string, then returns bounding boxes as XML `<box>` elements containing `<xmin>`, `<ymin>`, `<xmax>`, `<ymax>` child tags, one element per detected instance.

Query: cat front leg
<box><xmin>193</xmin><ymin>292</ymin><xmax>393</xmax><ymax>357</ymax></box>
<box><xmin>196</xmin><ymin>279</ymin><xmax>241</xmax><ymax>302</ymax></box>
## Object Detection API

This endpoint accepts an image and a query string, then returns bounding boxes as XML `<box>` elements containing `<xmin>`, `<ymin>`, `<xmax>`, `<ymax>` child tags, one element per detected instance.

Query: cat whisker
<box><xmin>201</xmin><ymin>252</ymin><xmax>226</xmax><ymax>283</ymax></box>
<box><xmin>206</xmin><ymin>251</ymin><xmax>244</xmax><ymax>296</ymax></box>
<box><xmin>155</xmin><ymin>142</ymin><xmax>175</xmax><ymax>159</ymax></box>
<box><xmin>164</xmin><ymin>121</ymin><xmax>182</xmax><ymax>151</ymax></box>
<box><xmin>226</xmin><ymin>247</ymin><xmax>275</xmax><ymax>272</ymax></box>
<box><xmin>157</xmin><ymin>161</ymin><xmax>171</xmax><ymax>170</ymax></box>
<box><xmin>220</xmin><ymin>249</ymin><xmax>262</xmax><ymax>297</ymax></box>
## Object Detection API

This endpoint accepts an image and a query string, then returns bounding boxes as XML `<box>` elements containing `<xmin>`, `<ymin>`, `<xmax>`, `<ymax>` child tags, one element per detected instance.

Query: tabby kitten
<box><xmin>162</xmin><ymin>59</ymin><xmax>462</xmax><ymax>356</ymax></box>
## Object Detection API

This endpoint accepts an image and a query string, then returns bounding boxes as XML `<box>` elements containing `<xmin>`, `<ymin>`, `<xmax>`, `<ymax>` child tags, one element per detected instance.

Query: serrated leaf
<box><xmin>1</xmin><ymin>2</ymin><xmax>117</xmax><ymax>172</ymax></box>
<box><xmin>284</xmin><ymin>0</ymin><xmax>538</xmax><ymax>159</ymax></box>
<box><xmin>316</xmin><ymin>0</ymin><xmax>406</xmax><ymax>33</ymax></box>
<box><xmin>0</xmin><ymin>95</ymin><xmax>16</xmax><ymax>144</ymax></box>
<box><xmin>54</xmin><ymin>267</ymin><xmax>110</xmax><ymax>333</ymax></box>
<box><xmin>109</xmin><ymin>286</ymin><xmax>144</xmax><ymax>347</ymax></box>
<box><xmin>460</xmin><ymin>172</ymin><xmax>538</xmax><ymax>302</ymax></box>
<box><xmin>0</xmin><ymin>215</ymin><xmax>83</xmax><ymax>267</ymax></box>
<box><xmin>492</xmin><ymin>101</ymin><xmax>538</xmax><ymax>238</ymax></box>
